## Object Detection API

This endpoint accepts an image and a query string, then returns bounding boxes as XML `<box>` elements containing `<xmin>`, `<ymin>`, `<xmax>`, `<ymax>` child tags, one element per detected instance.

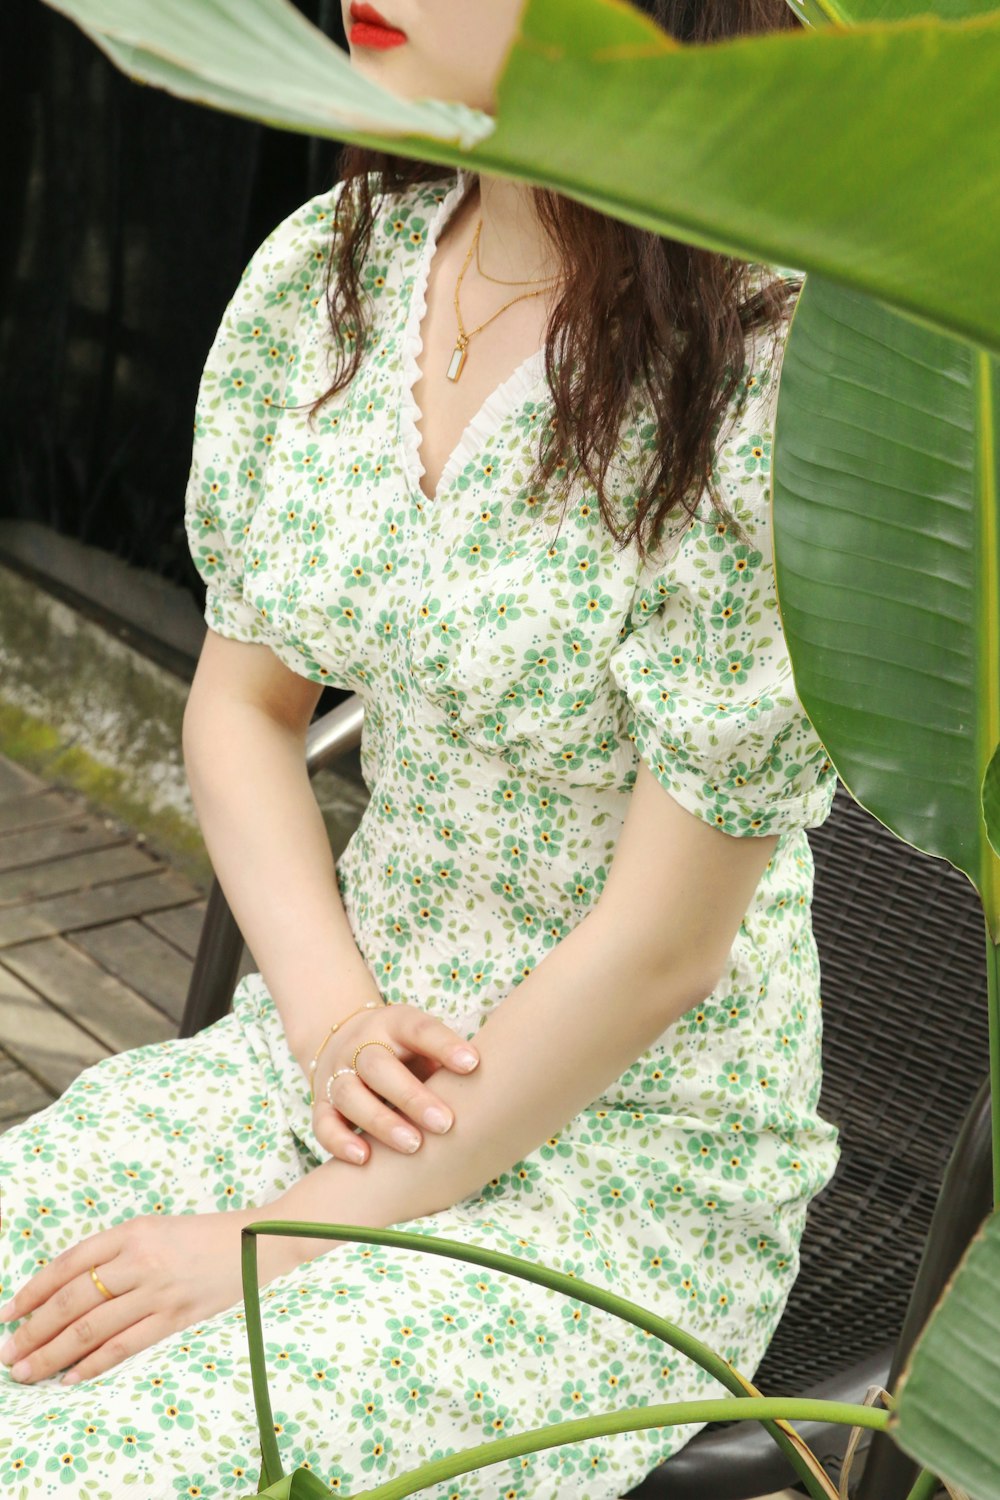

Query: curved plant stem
<box><xmin>241</xmin><ymin>1222</ymin><xmax>871</xmax><ymax>1499</ymax></box>
<box><xmin>242</xmin><ymin>1229</ymin><xmax>281</xmax><ymax>1490</ymax></box>
<box><xmin>346</xmin><ymin>1397</ymin><xmax>888</xmax><ymax>1500</ymax></box>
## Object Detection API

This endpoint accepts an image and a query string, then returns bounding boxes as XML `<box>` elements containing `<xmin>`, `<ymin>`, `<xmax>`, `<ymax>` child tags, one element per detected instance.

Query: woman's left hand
<box><xmin>0</xmin><ymin>1208</ymin><xmax>308</xmax><ymax>1387</ymax></box>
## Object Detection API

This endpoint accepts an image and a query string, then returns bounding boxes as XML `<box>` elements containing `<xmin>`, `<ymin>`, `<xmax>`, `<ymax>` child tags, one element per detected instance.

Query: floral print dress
<box><xmin>0</xmin><ymin>167</ymin><xmax>841</xmax><ymax>1499</ymax></box>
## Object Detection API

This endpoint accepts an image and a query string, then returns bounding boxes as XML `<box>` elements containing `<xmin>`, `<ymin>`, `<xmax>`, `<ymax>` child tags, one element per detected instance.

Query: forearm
<box><xmin>259</xmin><ymin>904</ymin><xmax>714</xmax><ymax>1267</ymax></box>
<box><xmin>182</xmin><ymin>701</ymin><xmax>381</xmax><ymax>1073</ymax></box>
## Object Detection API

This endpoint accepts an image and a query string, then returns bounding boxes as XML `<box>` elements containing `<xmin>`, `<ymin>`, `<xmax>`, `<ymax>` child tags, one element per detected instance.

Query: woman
<box><xmin>0</xmin><ymin>1</ymin><xmax>841</xmax><ymax>1495</ymax></box>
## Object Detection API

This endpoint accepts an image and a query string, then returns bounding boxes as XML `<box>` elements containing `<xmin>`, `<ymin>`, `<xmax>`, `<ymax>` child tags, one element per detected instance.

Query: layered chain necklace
<box><xmin>446</xmin><ymin>216</ymin><xmax>564</xmax><ymax>382</ymax></box>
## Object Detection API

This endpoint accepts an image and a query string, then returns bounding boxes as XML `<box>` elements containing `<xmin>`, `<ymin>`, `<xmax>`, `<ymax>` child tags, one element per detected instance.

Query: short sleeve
<box><xmin>608</xmin><ymin>316</ymin><xmax>837</xmax><ymax>838</ymax></box>
<box><xmin>183</xmin><ymin>178</ymin><xmax>350</xmax><ymax>644</ymax></box>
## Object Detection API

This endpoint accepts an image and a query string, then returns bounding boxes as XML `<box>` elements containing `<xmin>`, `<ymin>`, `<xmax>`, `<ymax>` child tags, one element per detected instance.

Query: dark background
<box><xmin>1</xmin><ymin>0</ymin><xmax>350</xmax><ymax>603</ymax></box>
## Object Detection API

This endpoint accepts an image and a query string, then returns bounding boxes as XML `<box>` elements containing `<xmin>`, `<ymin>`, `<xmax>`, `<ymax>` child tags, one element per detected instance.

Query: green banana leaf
<box><xmin>37</xmin><ymin>0</ymin><xmax>1000</xmax><ymax>354</ymax></box>
<box><xmin>483</xmin><ymin>0</ymin><xmax>1000</xmax><ymax>351</ymax></box>
<box><xmin>771</xmin><ymin>275</ymin><xmax>1000</xmax><ymax>937</ymax></box>
<box><xmin>797</xmin><ymin>0</ymin><xmax>999</xmax><ymax>15</ymax></box>
<box><xmin>891</xmin><ymin>1207</ymin><xmax>1000</xmax><ymax>1500</ymax></box>
<box><xmin>764</xmin><ymin>0</ymin><xmax>1000</xmax><ymax>1480</ymax></box>
<box><xmin>39</xmin><ymin>0</ymin><xmax>492</xmax><ymax>146</ymax></box>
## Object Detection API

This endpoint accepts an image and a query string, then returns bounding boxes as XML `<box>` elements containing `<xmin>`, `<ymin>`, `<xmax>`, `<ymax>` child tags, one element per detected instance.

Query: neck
<box><xmin>463</xmin><ymin>168</ymin><xmax>564</xmax><ymax>284</ymax></box>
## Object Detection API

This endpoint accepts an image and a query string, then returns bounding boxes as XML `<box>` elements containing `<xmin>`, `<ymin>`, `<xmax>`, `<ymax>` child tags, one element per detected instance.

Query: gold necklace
<box><xmin>447</xmin><ymin>218</ymin><xmax>562</xmax><ymax>383</ymax></box>
<box><xmin>474</xmin><ymin>225</ymin><xmax>564</xmax><ymax>287</ymax></box>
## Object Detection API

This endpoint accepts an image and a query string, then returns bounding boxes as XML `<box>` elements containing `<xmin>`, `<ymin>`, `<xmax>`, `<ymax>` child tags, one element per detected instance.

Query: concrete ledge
<box><xmin>0</xmin><ymin>556</ymin><xmax>370</xmax><ymax>890</ymax></box>
<box><xmin>0</xmin><ymin>518</ymin><xmax>206</xmax><ymax>682</ymax></box>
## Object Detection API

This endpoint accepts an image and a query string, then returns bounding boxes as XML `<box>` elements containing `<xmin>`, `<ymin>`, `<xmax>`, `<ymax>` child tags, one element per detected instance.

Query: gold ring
<box><xmin>89</xmin><ymin>1266</ymin><xmax>115</xmax><ymax>1300</ymax></box>
<box><xmin>351</xmin><ymin>1038</ymin><xmax>398</xmax><ymax>1071</ymax></box>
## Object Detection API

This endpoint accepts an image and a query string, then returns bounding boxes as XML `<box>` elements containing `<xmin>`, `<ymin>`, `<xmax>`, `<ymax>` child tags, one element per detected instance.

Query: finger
<box><xmin>1</xmin><ymin>1263</ymin><xmax>120</xmax><ymax>1371</ymax></box>
<box><xmin>326</xmin><ymin>1069</ymin><xmax>423</xmax><ymax>1154</ymax></box>
<box><xmin>61</xmin><ymin>1312</ymin><xmax>164</xmax><ymax>1386</ymax></box>
<box><xmin>9</xmin><ymin>1280</ymin><xmax>144</xmax><ymax>1385</ymax></box>
<box><xmin>312</xmin><ymin>1102</ymin><xmax>370</xmax><ymax>1165</ymax></box>
<box><xmin>352</xmin><ymin>1045</ymin><xmax>455</xmax><ymax>1138</ymax></box>
<box><xmin>393</xmin><ymin>1009</ymin><xmax>479</xmax><ymax>1075</ymax></box>
<box><xmin>355</xmin><ymin>1044</ymin><xmax>464</xmax><ymax>1134</ymax></box>
<box><xmin>1</xmin><ymin>1224</ymin><xmax>127</xmax><ymax>1323</ymax></box>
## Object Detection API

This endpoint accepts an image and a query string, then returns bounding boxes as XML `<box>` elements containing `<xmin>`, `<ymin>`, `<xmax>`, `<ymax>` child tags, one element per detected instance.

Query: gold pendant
<box><xmin>446</xmin><ymin>340</ymin><xmax>468</xmax><ymax>382</ymax></box>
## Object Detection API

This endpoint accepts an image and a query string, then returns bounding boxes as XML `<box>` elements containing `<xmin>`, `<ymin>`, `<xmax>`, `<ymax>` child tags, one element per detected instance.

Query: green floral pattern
<box><xmin>0</xmin><ymin>169</ymin><xmax>840</xmax><ymax>1497</ymax></box>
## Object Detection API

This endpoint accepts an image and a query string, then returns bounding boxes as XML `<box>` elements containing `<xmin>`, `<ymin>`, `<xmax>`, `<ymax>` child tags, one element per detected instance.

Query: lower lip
<box><xmin>349</xmin><ymin>20</ymin><xmax>407</xmax><ymax>48</ymax></box>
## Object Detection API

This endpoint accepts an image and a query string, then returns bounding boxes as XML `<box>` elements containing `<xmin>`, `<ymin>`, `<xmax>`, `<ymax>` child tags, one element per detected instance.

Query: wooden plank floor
<box><xmin>0</xmin><ymin>752</ymin><xmax>255</xmax><ymax>1131</ymax></box>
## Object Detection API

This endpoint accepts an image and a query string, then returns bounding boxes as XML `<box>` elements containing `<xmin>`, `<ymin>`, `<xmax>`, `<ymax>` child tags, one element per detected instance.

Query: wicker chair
<box><xmin>180</xmin><ymin>694</ymin><xmax>992</xmax><ymax>1500</ymax></box>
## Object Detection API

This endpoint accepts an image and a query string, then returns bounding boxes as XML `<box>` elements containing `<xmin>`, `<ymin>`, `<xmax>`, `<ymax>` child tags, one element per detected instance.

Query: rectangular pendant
<box><xmin>446</xmin><ymin>343</ymin><xmax>467</xmax><ymax>382</ymax></box>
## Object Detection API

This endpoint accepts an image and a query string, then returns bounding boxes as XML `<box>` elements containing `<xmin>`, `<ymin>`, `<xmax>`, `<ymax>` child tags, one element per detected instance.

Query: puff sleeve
<box><xmin>608</xmin><ymin>313</ymin><xmax>837</xmax><ymax>838</ymax></box>
<box><xmin>183</xmin><ymin>178</ymin><xmax>348</xmax><ymax>644</ymax></box>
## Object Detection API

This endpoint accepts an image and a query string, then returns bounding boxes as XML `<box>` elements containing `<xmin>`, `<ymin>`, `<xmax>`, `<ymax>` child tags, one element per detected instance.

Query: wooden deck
<box><xmin>0</xmin><ymin>752</ymin><xmax>256</xmax><ymax>1130</ymax></box>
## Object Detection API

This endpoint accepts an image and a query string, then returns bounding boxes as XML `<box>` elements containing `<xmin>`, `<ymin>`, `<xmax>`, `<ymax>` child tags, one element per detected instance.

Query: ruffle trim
<box><xmin>396</xmin><ymin>167</ymin><xmax>549</xmax><ymax>508</ymax></box>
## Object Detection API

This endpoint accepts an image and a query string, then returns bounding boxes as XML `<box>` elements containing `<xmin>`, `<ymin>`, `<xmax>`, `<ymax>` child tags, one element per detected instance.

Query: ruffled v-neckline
<box><xmin>397</xmin><ymin>168</ymin><xmax>550</xmax><ymax>510</ymax></box>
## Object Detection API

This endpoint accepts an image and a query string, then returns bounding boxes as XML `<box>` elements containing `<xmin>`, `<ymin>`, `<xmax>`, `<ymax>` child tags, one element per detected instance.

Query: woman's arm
<box><xmin>182</xmin><ymin>628</ymin><xmax>383</xmax><ymax>1073</ymax></box>
<box><xmin>259</xmin><ymin>758</ymin><xmax>780</xmax><ymax>1270</ymax></box>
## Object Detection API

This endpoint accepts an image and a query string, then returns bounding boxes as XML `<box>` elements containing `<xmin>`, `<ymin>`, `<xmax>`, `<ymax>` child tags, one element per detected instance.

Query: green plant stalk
<box><xmin>242</xmin><ymin>1230</ymin><xmax>280</xmax><ymax>1490</ymax></box>
<box><xmin>988</xmin><ymin>929</ymin><xmax>1000</xmax><ymax>1209</ymax></box>
<box><xmin>977</xmin><ymin>343</ymin><xmax>1000</xmax><ymax>1211</ymax></box>
<box><xmin>242</xmin><ymin>1222</ymin><xmax>867</xmax><ymax>1499</ymax></box>
<box><xmin>978</xmin><ymin>345</ymin><xmax>1000</xmax><ymax>900</ymax></box>
<box><xmin>903</xmin><ymin>1467</ymin><xmax>946</xmax><ymax>1500</ymax></box>
<box><xmin>344</xmin><ymin>1398</ymin><xmax>887</xmax><ymax>1500</ymax></box>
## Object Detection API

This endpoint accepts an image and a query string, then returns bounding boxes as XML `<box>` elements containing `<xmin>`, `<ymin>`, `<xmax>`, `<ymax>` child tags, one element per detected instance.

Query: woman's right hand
<box><xmin>311</xmin><ymin>1004</ymin><xmax>480</xmax><ymax>1165</ymax></box>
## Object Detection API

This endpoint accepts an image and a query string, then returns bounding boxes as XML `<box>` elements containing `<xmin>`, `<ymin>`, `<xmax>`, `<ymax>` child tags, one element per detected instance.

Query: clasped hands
<box><xmin>0</xmin><ymin>1006</ymin><xmax>479</xmax><ymax>1389</ymax></box>
<box><xmin>307</xmin><ymin>1001</ymin><xmax>480</xmax><ymax>1165</ymax></box>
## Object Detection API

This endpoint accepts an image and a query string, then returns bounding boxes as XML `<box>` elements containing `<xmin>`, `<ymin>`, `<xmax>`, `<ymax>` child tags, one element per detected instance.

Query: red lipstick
<box><xmin>349</xmin><ymin>1</ymin><xmax>407</xmax><ymax>49</ymax></box>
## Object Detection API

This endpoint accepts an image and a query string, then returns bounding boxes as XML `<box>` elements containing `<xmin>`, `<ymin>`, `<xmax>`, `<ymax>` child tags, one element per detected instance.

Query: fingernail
<box><xmin>0</xmin><ymin>1337</ymin><xmax>15</xmax><ymax>1364</ymax></box>
<box><xmin>423</xmin><ymin>1105</ymin><xmax>451</xmax><ymax>1132</ymax></box>
<box><xmin>11</xmin><ymin>1359</ymin><xmax>30</xmax><ymax>1382</ymax></box>
<box><xmin>61</xmin><ymin>1370</ymin><xmax>81</xmax><ymax>1386</ymax></box>
<box><xmin>0</xmin><ymin>1302</ymin><xmax>14</xmax><ymax>1322</ymax></box>
<box><xmin>345</xmin><ymin>1144</ymin><xmax>366</xmax><ymax>1163</ymax></box>
<box><xmin>453</xmin><ymin>1048</ymin><xmax>478</xmax><ymax>1070</ymax></box>
<box><xmin>391</xmin><ymin>1125</ymin><xmax>420</xmax><ymax>1152</ymax></box>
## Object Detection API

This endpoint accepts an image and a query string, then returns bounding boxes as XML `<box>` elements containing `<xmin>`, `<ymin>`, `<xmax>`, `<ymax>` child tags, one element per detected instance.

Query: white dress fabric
<box><xmin>0</xmin><ymin>167</ymin><xmax>841</xmax><ymax>1499</ymax></box>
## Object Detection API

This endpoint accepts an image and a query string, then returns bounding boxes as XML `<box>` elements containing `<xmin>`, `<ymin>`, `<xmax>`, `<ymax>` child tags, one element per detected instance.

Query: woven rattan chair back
<box><xmin>631</xmin><ymin>781</ymin><xmax>991</xmax><ymax>1498</ymax></box>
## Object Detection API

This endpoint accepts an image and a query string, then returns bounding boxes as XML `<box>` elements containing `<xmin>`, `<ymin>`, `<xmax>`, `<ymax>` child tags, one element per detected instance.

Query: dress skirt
<box><xmin>0</xmin><ymin>965</ymin><xmax>836</xmax><ymax>1500</ymax></box>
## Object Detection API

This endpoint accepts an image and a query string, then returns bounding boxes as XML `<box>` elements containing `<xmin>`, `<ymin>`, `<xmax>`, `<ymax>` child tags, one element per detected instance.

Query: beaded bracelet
<box><xmin>307</xmin><ymin>999</ymin><xmax>385</xmax><ymax>1105</ymax></box>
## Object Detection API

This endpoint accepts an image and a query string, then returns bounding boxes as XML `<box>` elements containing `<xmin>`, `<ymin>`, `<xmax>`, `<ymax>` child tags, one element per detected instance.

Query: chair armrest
<box><xmin>305</xmin><ymin>694</ymin><xmax>364</xmax><ymax>779</ymax></box>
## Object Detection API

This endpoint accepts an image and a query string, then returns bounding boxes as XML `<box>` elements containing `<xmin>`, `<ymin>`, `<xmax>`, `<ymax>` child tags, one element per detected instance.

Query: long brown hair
<box><xmin>305</xmin><ymin>0</ymin><xmax>802</xmax><ymax>561</ymax></box>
